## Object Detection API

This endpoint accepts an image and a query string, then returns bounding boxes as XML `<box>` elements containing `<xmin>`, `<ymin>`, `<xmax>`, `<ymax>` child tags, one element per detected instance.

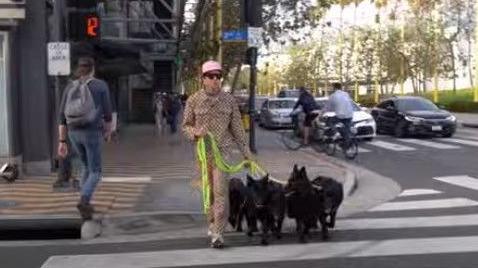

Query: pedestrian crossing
<box><xmin>41</xmin><ymin>174</ymin><xmax>478</xmax><ymax>268</ymax></box>
<box><xmin>0</xmin><ymin>177</ymin><xmax>149</xmax><ymax>215</ymax></box>
<box><xmin>357</xmin><ymin>135</ymin><xmax>478</xmax><ymax>154</ymax></box>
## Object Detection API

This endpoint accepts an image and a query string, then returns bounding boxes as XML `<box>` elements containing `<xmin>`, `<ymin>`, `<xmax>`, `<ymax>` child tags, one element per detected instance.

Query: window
<box><xmin>0</xmin><ymin>33</ymin><xmax>9</xmax><ymax>156</ymax></box>
<box><xmin>268</xmin><ymin>100</ymin><xmax>296</xmax><ymax>109</ymax></box>
<box><xmin>397</xmin><ymin>98</ymin><xmax>438</xmax><ymax>111</ymax></box>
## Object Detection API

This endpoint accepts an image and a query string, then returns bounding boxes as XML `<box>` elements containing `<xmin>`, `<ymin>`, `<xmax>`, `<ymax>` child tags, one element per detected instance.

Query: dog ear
<box><xmin>299</xmin><ymin>167</ymin><xmax>308</xmax><ymax>179</ymax></box>
<box><xmin>293</xmin><ymin>164</ymin><xmax>298</xmax><ymax>173</ymax></box>
<box><xmin>262</xmin><ymin>174</ymin><xmax>269</xmax><ymax>184</ymax></box>
<box><xmin>247</xmin><ymin>174</ymin><xmax>254</xmax><ymax>186</ymax></box>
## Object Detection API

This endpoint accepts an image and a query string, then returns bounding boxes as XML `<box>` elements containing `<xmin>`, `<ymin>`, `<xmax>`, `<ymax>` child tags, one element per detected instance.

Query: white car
<box><xmin>259</xmin><ymin>97</ymin><xmax>298</xmax><ymax>128</ymax></box>
<box><xmin>297</xmin><ymin>97</ymin><xmax>376</xmax><ymax>140</ymax></box>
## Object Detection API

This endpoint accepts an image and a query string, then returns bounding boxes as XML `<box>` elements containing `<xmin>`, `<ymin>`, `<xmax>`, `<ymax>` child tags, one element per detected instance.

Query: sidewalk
<box><xmin>99</xmin><ymin>125</ymin><xmax>358</xmax><ymax>238</ymax></box>
<box><xmin>2</xmin><ymin>124</ymin><xmax>396</xmax><ymax>241</ymax></box>
<box><xmin>455</xmin><ymin>113</ymin><xmax>478</xmax><ymax>128</ymax></box>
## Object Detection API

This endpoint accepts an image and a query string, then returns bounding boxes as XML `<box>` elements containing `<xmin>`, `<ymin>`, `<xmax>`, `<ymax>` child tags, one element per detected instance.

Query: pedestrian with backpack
<box><xmin>57</xmin><ymin>57</ymin><xmax>113</xmax><ymax>221</ymax></box>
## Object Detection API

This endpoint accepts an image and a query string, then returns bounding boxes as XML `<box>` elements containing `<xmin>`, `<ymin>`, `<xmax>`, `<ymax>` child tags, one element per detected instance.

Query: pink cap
<box><xmin>202</xmin><ymin>60</ymin><xmax>222</xmax><ymax>74</ymax></box>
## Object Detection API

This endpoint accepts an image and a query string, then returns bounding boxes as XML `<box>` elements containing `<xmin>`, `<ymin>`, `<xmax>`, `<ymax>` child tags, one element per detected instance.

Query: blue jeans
<box><xmin>68</xmin><ymin>130</ymin><xmax>103</xmax><ymax>203</ymax></box>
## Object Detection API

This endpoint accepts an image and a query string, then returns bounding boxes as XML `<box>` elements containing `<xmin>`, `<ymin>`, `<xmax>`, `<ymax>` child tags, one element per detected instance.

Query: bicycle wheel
<box><xmin>343</xmin><ymin>139</ymin><xmax>358</xmax><ymax>160</ymax></box>
<box><xmin>281</xmin><ymin>130</ymin><xmax>302</xmax><ymax>150</ymax></box>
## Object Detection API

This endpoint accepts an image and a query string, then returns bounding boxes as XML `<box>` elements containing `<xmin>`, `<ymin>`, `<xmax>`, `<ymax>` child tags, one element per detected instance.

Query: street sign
<box><xmin>223</xmin><ymin>29</ymin><xmax>247</xmax><ymax>42</ymax></box>
<box><xmin>47</xmin><ymin>42</ymin><xmax>71</xmax><ymax>76</ymax></box>
<box><xmin>248</xmin><ymin>27</ymin><xmax>262</xmax><ymax>48</ymax></box>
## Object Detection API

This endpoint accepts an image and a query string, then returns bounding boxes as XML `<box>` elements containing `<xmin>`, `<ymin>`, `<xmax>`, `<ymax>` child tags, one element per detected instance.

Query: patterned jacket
<box><xmin>182</xmin><ymin>90</ymin><xmax>251</xmax><ymax>158</ymax></box>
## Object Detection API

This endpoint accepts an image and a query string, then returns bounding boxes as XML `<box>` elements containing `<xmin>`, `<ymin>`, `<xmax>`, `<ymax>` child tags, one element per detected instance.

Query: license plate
<box><xmin>432</xmin><ymin>125</ymin><xmax>442</xmax><ymax>131</ymax></box>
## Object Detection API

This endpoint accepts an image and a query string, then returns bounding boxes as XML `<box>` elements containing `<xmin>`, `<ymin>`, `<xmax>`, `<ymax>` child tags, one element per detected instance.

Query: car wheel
<box><xmin>394</xmin><ymin>120</ymin><xmax>407</xmax><ymax>138</ymax></box>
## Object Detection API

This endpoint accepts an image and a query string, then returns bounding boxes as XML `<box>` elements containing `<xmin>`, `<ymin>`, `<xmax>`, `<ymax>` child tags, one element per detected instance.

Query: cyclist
<box><xmin>323</xmin><ymin>82</ymin><xmax>354</xmax><ymax>149</ymax></box>
<box><xmin>292</xmin><ymin>87</ymin><xmax>318</xmax><ymax>145</ymax></box>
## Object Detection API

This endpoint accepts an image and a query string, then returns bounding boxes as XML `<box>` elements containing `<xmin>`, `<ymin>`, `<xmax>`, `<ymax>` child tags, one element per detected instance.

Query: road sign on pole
<box><xmin>47</xmin><ymin>42</ymin><xmax>71</xmax><ymax>76</ymax></box>
<box><xmin>247</xmin><ymin>27</ymin><xmax>262</xmax><ymax>48</ymax></box>
<box><xmin>223</xmin><ymin>29</ymin><xmax>247</xmax><ymax>42</ymax></box>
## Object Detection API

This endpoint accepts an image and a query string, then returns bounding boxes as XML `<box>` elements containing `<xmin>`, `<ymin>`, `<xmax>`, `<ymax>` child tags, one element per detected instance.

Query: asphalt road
<box><xmin>3</xmin><ymin>127</ymin><xmax>478</xmax><ymax>268</ymax></box>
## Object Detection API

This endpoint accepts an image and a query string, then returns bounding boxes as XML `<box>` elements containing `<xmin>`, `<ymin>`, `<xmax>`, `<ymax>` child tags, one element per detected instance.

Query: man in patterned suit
<box><xmin>182</xmin><ymin>60</ymin><xmax>252</xmax><ymax>248</ymax></box>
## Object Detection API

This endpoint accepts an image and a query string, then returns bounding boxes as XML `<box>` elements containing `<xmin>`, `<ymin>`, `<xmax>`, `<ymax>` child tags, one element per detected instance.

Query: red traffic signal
<box><xmin>69</xmin><ymin>12</ymin><xmax>101</xmax><ymax>41</ymax></box>
<box><xmin>86</xmin><ymin>16</ymin><xmax>100</xmax><ymax>37</ymax></box>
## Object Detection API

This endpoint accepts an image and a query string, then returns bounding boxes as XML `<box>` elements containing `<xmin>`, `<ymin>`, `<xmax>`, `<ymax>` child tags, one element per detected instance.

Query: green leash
<box><xmin>196</xmin><ymin>132</ymin><xmax>265</xmax><ymax>214</ymax></box>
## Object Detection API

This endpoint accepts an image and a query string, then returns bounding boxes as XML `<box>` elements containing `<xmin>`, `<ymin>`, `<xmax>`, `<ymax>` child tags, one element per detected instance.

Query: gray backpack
<box><xmin>64</xmin><ymin>78</ymin><xmax>98</xmax><ymax>127</ymax></box>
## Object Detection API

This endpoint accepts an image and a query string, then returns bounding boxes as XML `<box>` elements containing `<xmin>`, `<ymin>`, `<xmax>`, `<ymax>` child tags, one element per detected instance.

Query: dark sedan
<box><xmin>371</xmin><ymin>96</ymin><xmax>457</xmax><ymax>138</ymax></box>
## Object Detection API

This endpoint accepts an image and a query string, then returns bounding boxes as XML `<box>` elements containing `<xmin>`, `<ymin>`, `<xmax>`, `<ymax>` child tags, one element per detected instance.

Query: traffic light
<box><xmin>240</xmin><ymin>0</ymin><xmax>262</xmax><ymax>27</ymax></box>
<box><xmin>68</xmin><ymin>0</ymin><xmax>101</xmax><ymax>41</ymax></box>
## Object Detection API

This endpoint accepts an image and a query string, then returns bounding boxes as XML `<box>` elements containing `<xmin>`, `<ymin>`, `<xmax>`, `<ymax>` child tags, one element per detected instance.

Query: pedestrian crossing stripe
<box><xmin>41</xmin><ymin>235</ymin><xmax>478</xmax><ymax>268</ymax></box>
<box><xmin>369</xmin><ymin>198</ymin><xmax>478</xmax><ymax>212</ymax></box>
<box><xmin>434</xmin><ymin>175</ymin><xmax>478</xmax><ymax>191</ymax></box>
<box><xmin>398</xmin><ymin>139</ymin><xmax>461</xmax><ymax>149</ymax></box>
<box><xmin>438</xmin><ymin>138</ymin><xmax>478</xmax><ymax>147</ymax></box>
<box><xmin>367</xmin><ymin>140</ymin><xmax>416</xmax><ymax>151</ymax></box>
<box><xmin>336</xmin><ymin>213</ymin><xmax>478</xmax><ymax>230</ymax></box>
<box><xmin>399</xmin><ymin>189</ymin><xmax>442</xmax><ymax>196</ymax></box>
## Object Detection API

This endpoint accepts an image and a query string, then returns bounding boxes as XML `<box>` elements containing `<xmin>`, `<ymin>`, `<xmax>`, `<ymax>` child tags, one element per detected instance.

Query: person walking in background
<box><xmin>57</xmin><ymin>57</ymin><xmax>113</xmax><ymax>221</ymax></box>
<box><xmin>169</xmin><ymin>94</ymin><xmax>182</xmax><ymax>134</ymax></box>
<box><xmin>153</xmin><ymin>92</ymin><xmax>165</xmax><ymax>134</ymax></box>
<box><xmin>182</xmin><ymin>60</ymin><xmax>252</xmax><ymax>248</ymax></box>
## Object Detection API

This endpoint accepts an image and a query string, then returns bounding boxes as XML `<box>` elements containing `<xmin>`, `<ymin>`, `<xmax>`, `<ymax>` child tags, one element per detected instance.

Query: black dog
<box><xmin>285</xmin><ymin>165</ymin><xmax>329</xmax><ymax>242</ymax></box>
<box><xmin>245</xmin><ymin>174</ymin><xmax>286</xmax><ymax>245</ymax></box>
<box><xmin>229</xmin><ymin>177</ymin><xmax>247</xmax><ymax>232</ymax></box>
<box><xmin>312</xmin><ymin>176</ymin><xmax>343</xmax><ymax>229</ymax></box>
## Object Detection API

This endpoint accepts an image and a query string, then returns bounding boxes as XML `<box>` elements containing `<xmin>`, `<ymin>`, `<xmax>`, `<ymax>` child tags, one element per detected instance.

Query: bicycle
<box><xmin>280</xmin><ymin>113</ymin><xmax>303</xmax><ymax>150</ymax></box>
<box><xmin>321</xmin><ymin>121</ymin><xmax>359</xmax><ymax>160</ymax></box>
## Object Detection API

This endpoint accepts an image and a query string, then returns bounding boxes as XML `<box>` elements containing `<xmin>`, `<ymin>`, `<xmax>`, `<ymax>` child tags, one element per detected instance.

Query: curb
<box><xmin>300</xmin><ymin>148</ymin><xmax>358</xmax><ymax>198</ymax></box>
<box><xmin>461</xmin><ymin>122</ymin><xmax>478</xmax><ymax>129</ymax></box>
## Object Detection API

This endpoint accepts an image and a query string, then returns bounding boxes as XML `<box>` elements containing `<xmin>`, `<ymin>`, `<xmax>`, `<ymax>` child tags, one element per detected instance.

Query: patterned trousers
<box><xmin>206</xmin><ymin>158</ymin><xmax>230</xmax><ymax>238</ymax></box>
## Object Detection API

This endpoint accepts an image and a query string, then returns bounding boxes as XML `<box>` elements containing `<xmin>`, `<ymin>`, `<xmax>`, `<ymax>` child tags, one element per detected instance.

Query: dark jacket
<box><xmin>293</xmin><ymin>92</ymin><xmax>317</xmax><ymax>114</ymax></box>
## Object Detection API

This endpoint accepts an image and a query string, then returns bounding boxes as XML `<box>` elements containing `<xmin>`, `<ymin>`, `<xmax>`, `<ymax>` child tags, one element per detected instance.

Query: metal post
<box><xmin>216</xmin><ymin>0</ymin><xmax>222</xmax><ymax>63</ymax></box>
<box><xmin>248</xmin><ymin>47</ymin><xmax>257</xmax><ymax>154</ymax></box>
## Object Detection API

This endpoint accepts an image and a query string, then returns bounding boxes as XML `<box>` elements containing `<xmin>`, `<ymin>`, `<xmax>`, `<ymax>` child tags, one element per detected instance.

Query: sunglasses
<box><xmin>203</xmin><ymin>73</ymin><xmax>222</xmax><ymax>80</ymax></box>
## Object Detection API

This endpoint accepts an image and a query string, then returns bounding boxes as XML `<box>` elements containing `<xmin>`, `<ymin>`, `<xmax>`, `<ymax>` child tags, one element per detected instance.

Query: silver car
<box><xmin>259</xmin><ymin>98</ymin><xmax>298</xmax><ymax>128</ymax></box>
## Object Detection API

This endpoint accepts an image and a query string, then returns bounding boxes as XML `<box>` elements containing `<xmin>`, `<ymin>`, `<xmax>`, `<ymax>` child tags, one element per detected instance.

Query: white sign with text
<box><xmin>47</xmin><ymin>42</ymin><xmax>71</xmax><ymax>76</ymax></box>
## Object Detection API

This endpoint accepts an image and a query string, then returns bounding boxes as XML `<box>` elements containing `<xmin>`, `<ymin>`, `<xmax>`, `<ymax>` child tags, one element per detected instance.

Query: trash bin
<box><xmin>242</xmin><ymin>113</ymin><xmax>250</xmax><ymax>131</ymax></box>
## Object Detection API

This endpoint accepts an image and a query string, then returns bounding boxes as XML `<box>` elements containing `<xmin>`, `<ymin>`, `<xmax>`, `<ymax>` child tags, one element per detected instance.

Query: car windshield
<box><xmin>278</xmin><ymin>90</ymin><xmax>301</xmax><ymax>98</ymax></box>
<box><xmin>268</xmin><ymin>100</ymin><xmax>296</xmax><ymax>109</ymax></box>
<box><xmin>317</xmin><ymin>100</ymin><xmax>360</xmax><ymax>111</ymax></box>
<box><xmin>397</xmin><ymin>98</ymin><xmax>439</xmax><ymax>111</ymax></box>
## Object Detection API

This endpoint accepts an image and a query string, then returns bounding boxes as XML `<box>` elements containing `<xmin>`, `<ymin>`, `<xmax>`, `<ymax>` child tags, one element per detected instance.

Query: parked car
<box><xmin>254</xmin><ymin>96</ymin><xmax>269</xmax><ymax>121</ymax></box>
<box><xmin>259</xmin><ymin>98</ymin><xmax>298</xmax><ymax>128</ymax></box>
<box><xmin>296</xmin><ymin>97</ymin><xmax>376</xmax><ymax>140</ymax></box>
<box><xmin>277</xmin><ymin>89</ymin><xmax>301</xmax><ymax>98</ymax></box>
<box><xmin>371</xmin><ymin>96</ymin><xmax>457</xmax><ymax>138</ymax></box>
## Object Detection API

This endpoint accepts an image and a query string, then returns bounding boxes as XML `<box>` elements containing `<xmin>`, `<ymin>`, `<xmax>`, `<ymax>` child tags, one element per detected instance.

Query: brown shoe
<box><xmin>77</xmin><ymin>201</ymin><xmax>94</xmax><ymax>221</ymax></box>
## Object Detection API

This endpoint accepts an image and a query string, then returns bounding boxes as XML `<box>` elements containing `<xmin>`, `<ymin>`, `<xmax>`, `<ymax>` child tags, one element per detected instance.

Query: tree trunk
<box><xmin>230</xmin><ymin>62</ymin><xmax>242</xmax><ymax>94</ymax></box>
<box><xmin>450</xmin><ymin>41</ymin><xmax>457</xmax><ymax>93</ymax></box>
<box><xmin>467</xmin><ymin>32</ymin><xmax>474</xmax><ymax>88</ymax></box>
